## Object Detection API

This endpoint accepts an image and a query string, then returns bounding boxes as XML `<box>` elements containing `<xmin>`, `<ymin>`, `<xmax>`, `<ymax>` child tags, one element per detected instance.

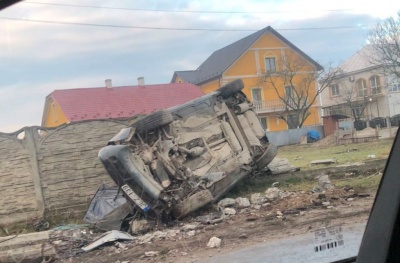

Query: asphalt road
<box><xmin>199</xmin><ymin>222</ymin><xmax>366</xmax><ymax>263</ymax></box>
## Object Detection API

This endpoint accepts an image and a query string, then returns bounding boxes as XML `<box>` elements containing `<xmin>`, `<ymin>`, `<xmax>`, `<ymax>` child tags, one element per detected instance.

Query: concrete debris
<box><xmin>144</xmin><ymin>251</ymin><xmax>159</xmax><ymax>257</ymax></box>
<box><xmin>327</xmin><ymin>206</ymin><xmax>334</xmax><ymax>209</ymax></box>
<box><xmin>224</xmin><ymin>207</ymin><xmax>237</xmax><ymax>215</ymax></box>
<box><xmin>253</xmin><ymin>205</ymin><xmax>261</xmax><ymax>210</ymax></box>
<box><xmin>181</xmin><ymin>223</ymin><xmax>199</xmax><ymax>231</ymax></box>
<box><xmin>317</xmin><ymin>174</ymin><xmax>335</xmax><ymax>190</ymax></box>
<box><xmin>250</xmin><ymin>193</ymin><xmax>266</xmax><ymax>205</ymax></box>
<box><xmin>235</xmin><ymin>197</ymin><xmax>251</xmax><ymax>208</ymax></box>
<box><xmin>276</xmin><ymin>211</ymin><xmax>283</xmax><ymax>216</ymax></box>
<box><xmin>310</xmin><ymin>159</ymin><xmax>336</xmax><ymax>165</ymax></box>
<box><xmin>207</xmin><ymin>237</ymin><xmax>221</xmax><ymax>248</ymax></box>
<box><xmin>130</xmin><ymin>219</ymin><xmax>152</xmax><ymax>235</ymax></box>
<box><xmin>166</xmin><ymin>229</ymin><xmax>180</xmax><ymax>237</ymax></box>
<box><xmin>187</xmin><ymin>230</ymin><xmax>196</xmax><ymax>237</ymax></box>
<box><xmin>81</xmin><ymin>230</ymin><xmax>134</xmax><ymax>252</ymax></box>
<box><xmin>136</xmin><ymin>233</ymin><xmax>154</xmax><ymax>244</ymax></box>
<box><xmin>322</xmin><ymin>202</ymin><xmax>331</xmax><ymax>206</ymax></box>
<box><xmin>218</xmin><ymin>198</ymin><xmax>236</xmax><ymax>207</ymax></box>
<box><xmin>265</xmin><ymin>187</ymin><xmax>282</xmax><ymax>200</ymax></box>
<box><xmin>347</xmin><ymin>198</ymin><xmax>355</xmax><ymax>201</ymax></box>
<box><xmin>367</xmin><ymin>154</ymin><xmax>376</xmax><ymax>159</ymax></box>
<box><xmin>267</xmin><ymin>158</ymin><xmax>299</xmax><ymax>175</ymax></box>
<box><xmin>153</xmin><ymin>231</ymin><xmax>168</xmax><ymax>240</ymax></box>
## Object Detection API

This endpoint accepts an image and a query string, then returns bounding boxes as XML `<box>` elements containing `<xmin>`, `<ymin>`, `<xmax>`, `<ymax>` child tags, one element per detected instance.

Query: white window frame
<box><xmin>370</xmin><ymin>76</ymin><xmax>381</xmax><ymax>95</ymax></box>
<box><xmin>264</xmin><ymin>57</ymin><xmax>276</xmax><ymax>72</ymax></box>
<box><xmin>330</xmin><ymin>84</ymin><xmax>340</xmax><ymax>97</ymax></box>
<box><xmin>356</xmin><ymin>79</ymin><xmax>367</xmax><ymax>97</ymax></box>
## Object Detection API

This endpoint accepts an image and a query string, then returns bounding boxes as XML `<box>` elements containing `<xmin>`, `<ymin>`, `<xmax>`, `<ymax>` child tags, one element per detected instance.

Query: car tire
<box><xmin>132</xmin><ymin>110</ymin><xmax>174</xmax><ymax>134</ymax></box>
<box><xmin>255</xmin><ymin>143</ymin><xmax>278</xmax><ymax>170</ymax></box>
<box><xmin>217</xmin><ymin>79</ymin><xmax>244</xmax><ymax>98</ymax></box>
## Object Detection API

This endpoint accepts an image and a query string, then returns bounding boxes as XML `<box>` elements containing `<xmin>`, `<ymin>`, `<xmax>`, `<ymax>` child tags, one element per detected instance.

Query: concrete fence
<box><xmin>266</xmin><ymin>125</ymin><xmax>325</xmax><ymax>147</ymax></box>
<box><xmin>0</xmin><ymin>118</ymin><xmax>141</xmax><ymax>225</ymax></box>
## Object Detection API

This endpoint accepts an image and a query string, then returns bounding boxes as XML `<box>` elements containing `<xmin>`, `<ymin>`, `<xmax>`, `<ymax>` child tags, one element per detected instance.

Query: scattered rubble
<box><xmin>265</xmin><ymin>187</ymin><xmax>282</xmax><ymax>200</ymax></box>
<box><xmin>317</xmin><ymin>174</ymin><xmax>335</xmax><ymax>190</ymax></box>
<box><xmin>130</xmin><ymin>219</ymin><xmax>153</xmax><ymax>235</ymax></box>
<box><xmin>181</xmin><ymin>223</ymin><xmax>199</xmax><ymax>232</ymax></box>
<box><xmin>187</xmin><ymin>230</ymin><xmax>196</xmax><ymax>237</ymax></box>
<box><xmin>207</xmin><ymin>237</ymin><xmax>222</xmax><ymax>248</ymax></box>
<box><xmin>218</xmin><ymin>198</ymin><xmax>236</xmax><ymax>207</ymax></box>
<box><xmin>250</xmin><ymin>193</ymin><xmax>266</xmax><ymax>205</ymax></box>
<box><xmin>312</xmin><ymin>134</ymin><xmax>337</xmax><ymax>147</ymax></box>
<box><xmin>224</xmin><ymin>208</ymin><xmax>237</xmax><ymax>215</ymax></box>
<box><xmin>235</xmin><ymin>197</ymin><xmax>251</xmax><ymax>208</ymax></box>
<box><xmin>144</xmin><ymin>251</ymin><xmax>159</xmax><ymax>257</ymax></box>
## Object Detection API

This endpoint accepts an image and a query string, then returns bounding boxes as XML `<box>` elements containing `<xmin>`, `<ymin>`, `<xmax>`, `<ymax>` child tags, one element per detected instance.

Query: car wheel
<box><xmin>217</xmin><ymin>79</ymin><xmax>244</xmax><ymax>98</ymax></box>
<box><xmin>132</xmin><ymin>110</ymin><xmax>174</xmax><ymax>134</ymax></box>
<box><xmin>255</xmin><ymin>143</ymin><xmax>278</xmax><ymax>170</ymax></box>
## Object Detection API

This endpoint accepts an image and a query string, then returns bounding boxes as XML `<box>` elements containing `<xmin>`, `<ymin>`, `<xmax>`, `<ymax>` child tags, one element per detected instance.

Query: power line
<box><xmin>23</xmin><ymin>1</ymin><xmax>354</xmax><ymax>14</ymax></box>
<box><xmin>0</xmin><ymin>17</ymin><xmax>371</xmax><ymax>31</ymax></box>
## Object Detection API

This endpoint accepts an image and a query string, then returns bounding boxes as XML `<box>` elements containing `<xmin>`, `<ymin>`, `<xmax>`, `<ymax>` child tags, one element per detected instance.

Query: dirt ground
<box><xmin>61</xmin><ymin>187</ymin><xmax>375</xmax><ymax>263</ymax></box>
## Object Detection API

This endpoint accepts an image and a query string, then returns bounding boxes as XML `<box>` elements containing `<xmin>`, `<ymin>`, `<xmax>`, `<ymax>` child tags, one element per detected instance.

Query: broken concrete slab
<box><xmin>267</xmin><ymin>157</ymin><xmax>299</xmax><ymax>175</ymax></box>
<box><xmin>310</xmin><ymin>159</ymin><xmax>337</xmax><ymax>165</ymax></box>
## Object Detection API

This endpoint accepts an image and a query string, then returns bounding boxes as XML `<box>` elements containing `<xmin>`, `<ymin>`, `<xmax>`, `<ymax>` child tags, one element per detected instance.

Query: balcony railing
<box><xmin>253</xmin><ymin>99</ymin><xmax>304</xmax><ymax>113</ymax></box>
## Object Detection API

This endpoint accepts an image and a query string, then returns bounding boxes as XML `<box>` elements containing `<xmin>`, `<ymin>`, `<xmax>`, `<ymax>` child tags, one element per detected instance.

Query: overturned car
<box><xmin>98</xmin><ymin>79</ymin><xmax>277</xmax><ymax>219</ymax></box>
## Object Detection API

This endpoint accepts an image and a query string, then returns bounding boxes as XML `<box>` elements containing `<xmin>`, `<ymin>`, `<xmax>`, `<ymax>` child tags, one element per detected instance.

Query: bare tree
<box><xmin>332</xmin><ymin>83</ymin><xmax>369</xmax><ymax>124</ymax></box>
<box><xmin>367</xmin><ymin>11</ymin><xmax>400</xmax><ymax>77</ymax></box>
<box><xmin>258</xmin><ymin>51</ymin><xmax>340</xmax><ymax>128</ymax></box>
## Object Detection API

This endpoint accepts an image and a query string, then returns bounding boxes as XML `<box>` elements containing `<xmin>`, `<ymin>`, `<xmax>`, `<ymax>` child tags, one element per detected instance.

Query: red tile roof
<box><xmin>49</xmin><ymin>83</ymin><xmax>203</xmax><ymax>122</ymax></box>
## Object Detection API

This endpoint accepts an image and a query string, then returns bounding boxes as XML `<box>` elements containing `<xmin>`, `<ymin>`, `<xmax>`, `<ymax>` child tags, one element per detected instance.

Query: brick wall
<box><xmin>0</xmin><ymin>118</ymin><xmax>139</xmax><ymax>225</ymax></box>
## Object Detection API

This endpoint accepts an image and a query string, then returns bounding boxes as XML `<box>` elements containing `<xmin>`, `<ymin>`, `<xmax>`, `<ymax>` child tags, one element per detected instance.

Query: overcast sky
<box><xmin>1</xmin><ymin>0</ymin><xmax>399</xmax><ymax>132</ymax></box>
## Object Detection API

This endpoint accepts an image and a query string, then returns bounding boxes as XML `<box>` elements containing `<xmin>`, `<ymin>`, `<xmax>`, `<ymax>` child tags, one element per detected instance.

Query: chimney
<box><xmin>105</xmin><ymin>79</ymin><xmax>112</xmax><ymax>89</ymax></box>
<box><xmin>137</xmin><ymin>77</ymin><xmax>145</xmax><ymax>86</ymax></box>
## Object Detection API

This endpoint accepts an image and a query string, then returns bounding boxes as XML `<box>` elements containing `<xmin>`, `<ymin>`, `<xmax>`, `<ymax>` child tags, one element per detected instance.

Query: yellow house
<box><xmin>171</xmin><ymin>26</ymin><xmax>323</xmax><ymax>131</ymax></box>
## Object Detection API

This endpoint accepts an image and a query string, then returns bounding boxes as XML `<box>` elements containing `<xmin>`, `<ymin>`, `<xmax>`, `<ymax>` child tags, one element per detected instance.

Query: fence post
<box><xmin>23</xmin><ymin>127</ymin><xmax>45</xmax><ymax>217</ymax></box>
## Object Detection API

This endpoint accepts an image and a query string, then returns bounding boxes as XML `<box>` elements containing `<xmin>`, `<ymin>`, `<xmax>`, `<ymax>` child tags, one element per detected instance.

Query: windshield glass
<box><xmin>0</xmin><ymin>1</ymin><xmax>399</xmax><ymax>263</ymax></box>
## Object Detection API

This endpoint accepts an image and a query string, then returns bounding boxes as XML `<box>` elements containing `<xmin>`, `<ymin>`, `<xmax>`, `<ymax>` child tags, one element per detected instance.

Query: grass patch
<box><xmin>225</xmin><ymin>172</ymin><xmax>382</xmax><ymax>199</ymax></box>
<box><xmin>277</xmin><ymin>138</ymin><xmax>393</xmax><ymax>170</ymax></box>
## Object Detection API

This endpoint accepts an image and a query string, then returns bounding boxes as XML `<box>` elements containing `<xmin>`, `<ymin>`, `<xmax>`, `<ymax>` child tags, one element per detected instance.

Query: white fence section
<box><xmin>266</xmin><ymin>125</ymin><xmax>325</xmax><ymax>147</ymax></box>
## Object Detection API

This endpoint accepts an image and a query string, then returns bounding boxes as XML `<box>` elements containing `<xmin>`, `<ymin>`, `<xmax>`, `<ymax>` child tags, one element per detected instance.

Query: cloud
<box><xmin>1</xmin><ymin>0</ymin><xmax>400</xmax><ymax>132</ymax></box>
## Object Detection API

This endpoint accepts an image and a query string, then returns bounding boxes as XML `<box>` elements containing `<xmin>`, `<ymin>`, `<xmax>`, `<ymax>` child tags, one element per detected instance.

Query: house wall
<box><xmin>200</xmin><ymin>78</ymin><xmax>220</xmax><ymax>94</ymax></box>
<box><xmin>0</xmin><ymin>119</ymin><xmax>135</xmax><ymax>225</ymax></box>
<box><xmin>320</xmin><ymin>68</ymin><xmax>391</xmax><ymax>119</ymax></box>
<box><xmin>43</xmin><ymin>98</ymin><xmax>69</xmax><ymax>127</ymax></box>
<box><xmin>179</xmin><ymin>32</ymin><xmax>321</xmax><ymax>132</ymax></box>
<box><xmin>224</xmin><ymin>32</ymin><xmax>320</xmax><ymax>131</ymax></box>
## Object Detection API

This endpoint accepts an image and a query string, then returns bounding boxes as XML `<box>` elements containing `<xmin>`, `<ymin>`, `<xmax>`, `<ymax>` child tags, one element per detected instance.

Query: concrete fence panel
<box><xmin>266</xmin><ymin>125</ymin><xmax>325</xmax><ymax>147</ymax></box>
<box><xmin>0</xmin><ymin>118</ymin><xmax>137</xmax><ymax>225</ymax></box>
